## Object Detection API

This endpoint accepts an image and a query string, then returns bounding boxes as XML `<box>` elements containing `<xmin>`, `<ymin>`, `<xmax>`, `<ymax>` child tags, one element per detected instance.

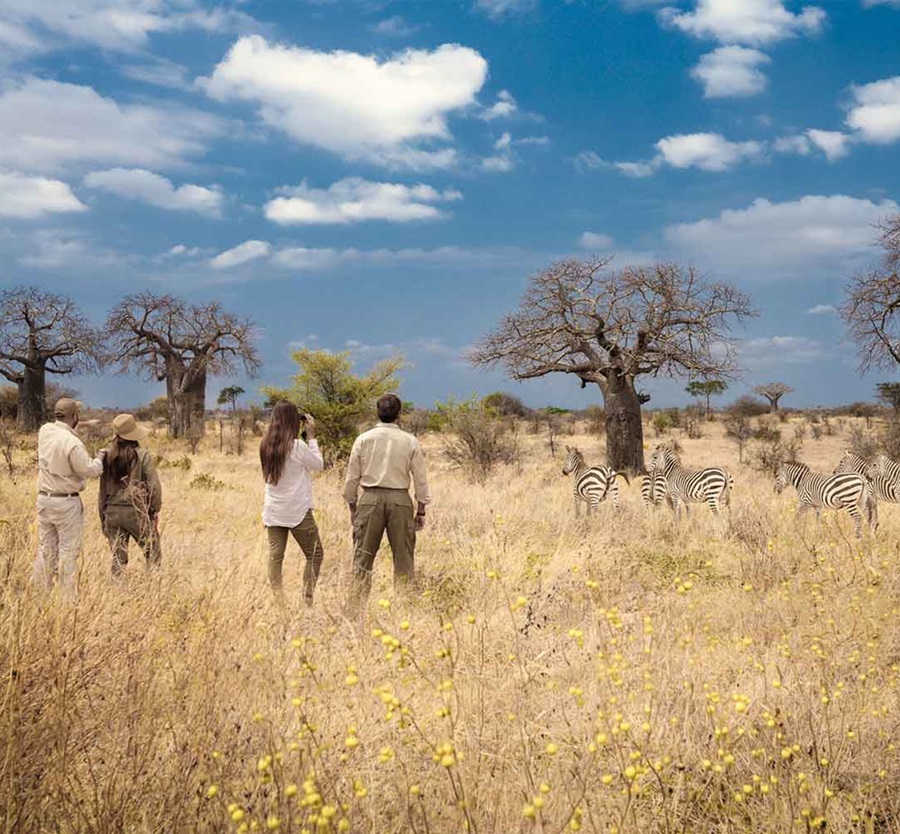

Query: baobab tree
<box><xmin>753</xmin><ymin>383</ymin><xmax>793</xmax><ymax>414</ymax></box>
<box><xmin>107</xmin><ymin>293</ymin><xmax>259</xmax><ymax>438</ymax></box>
<box><xmin>0</xmin><ymin>286</ymin><xmax>103</xmax><ymax>430</ymax></box>
<box><xmin>471</xmin><ymin>258</ymin><xmax>756</xmax><ymax>473</ymax></box>
<box><xmin>842</xmin><ymin>214</ymin><xmax>900</xmax><ymax>371</ymax></box>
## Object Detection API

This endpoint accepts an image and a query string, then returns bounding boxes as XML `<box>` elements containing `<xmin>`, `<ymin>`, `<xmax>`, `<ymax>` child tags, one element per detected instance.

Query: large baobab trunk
<box><xmin>18</xmin><ymin>363</ymin><xmax>46</xmax><ymax>431</ymax></box>
<box><xmin>167</xmin><ymin>367</ymin><xmax>208</xmax><ymax>438</ymax></box>
<box><xmin>603</xmin><ymin>373</ymin><xmax>645</xmax><ymax>474</ymax></box>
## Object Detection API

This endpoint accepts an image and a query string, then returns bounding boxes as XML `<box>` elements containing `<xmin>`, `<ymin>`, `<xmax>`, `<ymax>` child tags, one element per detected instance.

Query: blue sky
<box><xmin>1</xmin><ymin>0</ymin><xmax>899</xmax><ymax>411</ymax></box>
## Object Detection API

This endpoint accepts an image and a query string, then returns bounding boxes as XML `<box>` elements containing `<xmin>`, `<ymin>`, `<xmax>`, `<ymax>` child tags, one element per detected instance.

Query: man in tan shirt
<box><xmin>343</xmin><ymin>394</ymin><xmax>430</xmax><ymax>614</ymax></box>
<box><xmin>33</xmin><ymin>398</ymin><xmax>105</xmax><ymax>599</ymax></box>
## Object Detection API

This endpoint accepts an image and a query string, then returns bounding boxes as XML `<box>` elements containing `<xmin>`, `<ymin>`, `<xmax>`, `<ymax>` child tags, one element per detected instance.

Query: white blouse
<box><xmin>262</xmin><ymin>439</ymin><xmax>324</xmax><ymax>528</ymax></box>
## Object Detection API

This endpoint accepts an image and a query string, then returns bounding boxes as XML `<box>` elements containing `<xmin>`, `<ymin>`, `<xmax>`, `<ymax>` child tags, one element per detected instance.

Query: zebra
<box><xmin>832</xmin><ymin>451</ymin><xmax>900</xmax><ymax>506</ymax></box>
<box><xmin>562</xmin><ymin>446</ymin><xmax>629</xmax><ymax>516</ymax></box>
<box><xmin>648</xmin><ymin>445</ymin><xmax>732</xmax><ymax>516</ymax></box>
<box><xmin>640</xmin><ymin>472</ymin><xmax>670</xmax><ymax>508</ymax></box>
<box><xmin>866</xmin><ymin>453</ymin><xmax>900</xmax><ymax>485</ymax></box>
<box><xmin>774</xmin><ymin>461</ymin><xmax>877</xmax><ymax>538</ymax></box>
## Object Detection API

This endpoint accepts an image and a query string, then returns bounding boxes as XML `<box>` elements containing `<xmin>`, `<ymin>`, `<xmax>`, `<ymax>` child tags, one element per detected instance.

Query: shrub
<box><xmin>727</xmin><ymin>395</ymin><xmax>769</xmax><ymax>418</ymax></box>
<box><xmin>189</xmin><ymin>473</ymin><xmax>227</xmax><ymax>491</ymax></box>
<box><xmin>847</xmin><ymin>425</ymin><xmax>879</xmax><ymax>460</ymax></box>
<box><xmin>442</xmin><ymin>400</ymin><xmax>519</xmax><ymax>479</ymax></box>
<box><xmin>482</xmin><ymin>392</ymin><xmax>531</xmax><ymax>418</ymax></box>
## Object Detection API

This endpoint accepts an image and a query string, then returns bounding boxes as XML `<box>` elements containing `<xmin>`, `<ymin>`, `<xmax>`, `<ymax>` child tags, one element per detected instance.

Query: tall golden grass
<box><xmin>2</xmin><ymin>417</ymin><xmax>900</xmax><ymax>833</ymax></box>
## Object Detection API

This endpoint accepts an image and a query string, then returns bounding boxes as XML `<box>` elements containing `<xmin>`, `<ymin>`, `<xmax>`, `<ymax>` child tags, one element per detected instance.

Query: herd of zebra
<box><xmin>562</xmin><ymin>445</ymin><xmax>900</xmax><ymax>537</ymax></box>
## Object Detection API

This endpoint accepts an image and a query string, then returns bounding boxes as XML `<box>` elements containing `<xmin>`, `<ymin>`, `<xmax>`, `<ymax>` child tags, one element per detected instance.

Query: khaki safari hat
<box><xmin>54</xmin><ymin>398</ymin><xmax>84</xmax><ymax>419</ymax></box>
<box><xmin>112</xmin><ymin>413</ymin><xmax>150</xmax><ymax>442</ymax></box>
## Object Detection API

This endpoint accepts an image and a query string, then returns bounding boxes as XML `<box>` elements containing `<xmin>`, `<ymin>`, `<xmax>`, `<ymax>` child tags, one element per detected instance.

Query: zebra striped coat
<box><xmin>648</xmin><ymin>446</ymin><xmax>732</xmax><ymax>515</ymax></box>
<box><xmin>640</xmin><ymin>473</ymin><xmax>670</xmax><ymax>508</ymax></box>
<box><xmin>866</xmin><ymin>453</ymin><xmax>900</xmax><ymax>485</ymax></box>
<box><xmin>832</xmin><ymin>451</ymin><xmax>900</xmax><ymax>505</ymax></box>
<box><xmin>562</xmin><ymin>446</ymin><xmax>627</xmax><ymax>515</ymax></box>
<box><xmin>775</xmin><ymin>461</ymin><xmax>877</xmax><ymax>537</ymax></box>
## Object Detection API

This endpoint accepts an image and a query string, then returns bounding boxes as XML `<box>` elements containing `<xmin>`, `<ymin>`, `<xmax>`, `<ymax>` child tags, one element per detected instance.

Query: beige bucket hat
<box><xmin>112</xmin><ymin>413</ymin><xmax>150</xmax><ymax>442</ymax></box>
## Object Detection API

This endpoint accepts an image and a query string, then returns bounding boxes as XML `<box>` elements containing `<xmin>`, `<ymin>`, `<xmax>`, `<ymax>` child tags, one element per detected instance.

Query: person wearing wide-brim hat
<box><xmin>98</xmin><ymin>414</ymin><xmax>163</xmax><ymax>577</ymax></box>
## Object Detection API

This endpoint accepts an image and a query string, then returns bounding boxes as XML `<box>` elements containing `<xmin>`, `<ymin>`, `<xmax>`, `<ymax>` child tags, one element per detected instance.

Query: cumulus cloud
<box><xmin>691</xmin><ymin>46</ymin><xmax>770</xmax><ymax>97</ymax></box>
<box><xmin>201</xmin><ymin>35</ymin><xmax>488</xmax><ymax>169</ymax></box>
<box><xmin>805</xmin><ymin>129</ymin><xmax>851</xmax><ymax>160</ymax></box>
<box><xmin>369</xmin><ymin>16</ymin><xmax>421</xmax><ymax>37</ymax></box>
<box><xmin>209</xmin><ymin>240</ymin><xmax>272</xmax><ymax>269</ymax></box>
<box><xmin>665</xmin><ymin>194</ymin><xmax>899</xmax><ymax>275</ymax></box>
<box><xmin>264</xmin><ymin>178</ymin><xmax>461</xmax><ymax>225</ymax></box>
<box><xmin>475</xmin><ymin>0</ymin><xmax>538</xmax><ymax>17</ymax></box>
<box><xmin>0</xmin><ymin>0</ymin><xmax>255</xmax><ymax>54</ymax></box>
<box><xmin>807</xmin><ymin>303</ymin><xmax>836</xmax><ymax>314</ymax></box>
<box><xmin>0</xmin><ymin>78</ymin><xmax>221</xmax><ymax>172</ymax></box>
<box><xmin>656</xmin><ymin>132</ymin><xmax>764</xmax><ymax>171</ymax></box>
<box><xmin>659</xmin><ymin>0</ymin><xmax>826</xmax><ymax>46</ymax></box>
<box><xmin>482</xmin><ymin>90</ymin><xmax>518</xmax><ymax>120</ymax></box>
<box><xmin>0</xmin><ymin>171</ymin><xmax>87</xmax><ymax>218</ymax></box>
<box><xmin>84</xmin><ymin>168</ymin><xmax>223</xmax><ymax>215</ymax></box>
<box><xmin>845</xmin><ymin>76</ymin><xmax>900</xmax><ymax>143</ymax></box>
<box><xmin>579</xmin><ymin>231</ymin><xmax>616</xmax><ymax>249</ymax></box>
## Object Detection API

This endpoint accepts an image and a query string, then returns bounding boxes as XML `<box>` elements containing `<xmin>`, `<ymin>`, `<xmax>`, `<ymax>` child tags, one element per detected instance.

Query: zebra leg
<box><xmin>847</xmin><ymin>506</ymin><xmax>862</xmax><ymax>539</ymax></box>
<box><xmin>610</xmin><ymin>482</ymin><xmax>620</xmax><ymax>510</ymax></box>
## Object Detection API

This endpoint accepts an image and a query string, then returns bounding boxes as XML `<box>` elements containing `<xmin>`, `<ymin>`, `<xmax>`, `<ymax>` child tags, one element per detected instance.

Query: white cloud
<box><xmin>659</xmin><ymin>0</ymin><xmax>826</xmax><ymax>46</ymax></box>
<box><xmin>210</xmin><ymin>240</ymin><xmax>272</xmax><ymax>269</ymax></box>
<box><xmin>0</xmin><ymin>171</ymin><xmax>87</xmax><ymax>218</ymax></box>
<box><xmin>202</xmin><ymin>35</ymin><xmax>488</xmax><ymax>169</ymax></box>
<box><xmin>845</xmin><ymin>76</ymin><xmax>900</xmax><ymax>144</ymax></box>
<box><xmin>579</xmin><ymin>231</ymin><xmax>616</xmax><ymax>249</ymax></box>
<box><xmin>0</xmin><ymin>0</ymin><xmax>255</xmax><ymax>53</ymax></box>
<box><xmin>0</xmin><ymin>78</ymin><xmax>220</xmax><ymax>172</ymax></box>
<box><xmin>264</xmin><ymin>178</ymin><xmax>461</xmax><ymax>225</ymax></box>
<box><xmin>665</xmin><ymin>194</ymin><xmax>899</xmax><ymax>275</ymax></box>
<box><xmin>482</xmin><ymin>90</ymin><xmax>518</xmax><ymax>120</ymax></box>
<box><xmin>121</xmin><ymin>58</ymin><xmax>190</xmax><ymax>89</ymax></box>
<box><xmin>691</xmin><ymin>46</ymin><xmax>770</xmax><ymax>97</ymax></box>
<box><xmin>805</xmin><ymin>129</ymin><xmax>850</xmax><ymax>161</ymax></box>
<box><xmin>741</xmin><ymin>336</ymin><xmax>827</xmax><ymax>366</ymax></box>
<box><xmin>615</xmin><ymin>160</ymin><xmax>658</xmax><ymax>177</ymax></box>
<box><xmin>369</xmin><ymin>16</ymin><xmax>421</xmax><ymax>37</ymax></box>
<box><xmin>84</xmin><ymin>168</ymin><xmax>223</xmax><ymax>215</ymax></box>
<box><xmin>862</xmin><ymin>0</ymin><xmax>900</xmax><ymax>6</ymax></box>
<box><xmin>655</xmin><ymin>132</ymin><xmax>764</xmax><ymax>171</ymax></box>
<box><xmin>270</xmin><ymin>244</ymin><xmax>532</xmax><ymax>272</ymax></box>
<box><xmin>475</xmin><ymin>0</ymin><xmax>537</xmax><ymax>17</ymax></box>
<box><xmin>807</xmin><ymin>303</ymin><xmax>836</xmax><ymax>315</ymax></box>
<box><xmin>773</xmin><ymin>134</ymin><xmax>812</xmax><ymax>154</ymax></box>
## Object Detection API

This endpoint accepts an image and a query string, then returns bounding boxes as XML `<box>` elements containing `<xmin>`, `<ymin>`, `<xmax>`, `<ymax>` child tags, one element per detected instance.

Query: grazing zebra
<box><xmin>832</xmin><ymin>451</ymin><xmax>900</xmax><ymax>505</ymax></box>
<box><xmin>775</xmin><ymin>461</ymin><xmax>877</xmax><ymax>538</ymax></box>
<box><xmin>648</xmin><ymin>446</ymin><xmax>732</xmax><ymax>516</ymax></box>
<box><xmin>562</xmin><ymin>446</ymin><xmax>628</xmax><ymax>516</ymax></box>
<box><xmin>640</xmin><ymin>473</ymin><xmax>670</xmax><ymax>508</ymax></box>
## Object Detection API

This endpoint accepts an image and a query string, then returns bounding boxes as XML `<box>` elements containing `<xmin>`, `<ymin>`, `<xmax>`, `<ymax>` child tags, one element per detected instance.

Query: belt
<box><xmin>38</xmin><ymin>491</ymin><xmax>80</xmax><ymax>498</ymax></box>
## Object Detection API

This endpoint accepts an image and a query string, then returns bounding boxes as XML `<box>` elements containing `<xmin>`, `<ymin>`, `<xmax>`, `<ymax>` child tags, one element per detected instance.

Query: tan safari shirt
<box><xmin>343</xmin><ymin>422</ymin><xmax>431</xmax><ymax>505</ymax></box>
<box><xmin>37</xmin><ymin>421</ymin><xmax>104</xmax><ymax>494</ymax></box>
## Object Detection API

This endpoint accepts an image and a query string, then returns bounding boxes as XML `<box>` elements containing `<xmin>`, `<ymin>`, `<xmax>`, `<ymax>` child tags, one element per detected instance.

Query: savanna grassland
<box><xmin>3</xmin><ymin>416</ymin><xmax>900</xmax><ymax>834</ymax></box>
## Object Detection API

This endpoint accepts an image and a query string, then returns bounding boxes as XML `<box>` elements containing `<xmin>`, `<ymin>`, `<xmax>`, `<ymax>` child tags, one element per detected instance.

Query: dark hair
<box><xmin>260</xmin><ymin>401</ymin><xmax>302</xmax><ymax>485</ymax></box>
<box><xmin>377</xmin><ymin>394</ymin><xmax>402</xmax><ymax>423</ymax></box>
<box><xmin>105</xmin><ymin>436</ymin><xmax>139</xmax><ymax>484</ymax></box>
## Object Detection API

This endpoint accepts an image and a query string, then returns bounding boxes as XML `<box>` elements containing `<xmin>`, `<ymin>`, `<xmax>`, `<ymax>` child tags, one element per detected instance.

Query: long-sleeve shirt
<box><xmin>343</xmin><ymin>422</ymin><xmax>430</xmax><ymax>505</ymax></box>
<box><xmin>98</xmin><ymin>448</ymin><xmax>163</xmax><ymax>521</ymax></box>
<box><xmin>263</xmin><ymin>439</ymin><xmax>324</xmax><ymax>528</ymax></box>
<box><xmin>37</xmin><ymin>421</ymin><xmax>103</xmax><ymax>494</ymax></box>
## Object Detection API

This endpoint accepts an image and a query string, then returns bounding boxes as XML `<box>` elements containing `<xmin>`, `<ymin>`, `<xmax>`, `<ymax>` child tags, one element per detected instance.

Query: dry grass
<box><xmin>2</xmin><ymin>418</ymin><xmax>900</xmax><ymax>833</ymax></box>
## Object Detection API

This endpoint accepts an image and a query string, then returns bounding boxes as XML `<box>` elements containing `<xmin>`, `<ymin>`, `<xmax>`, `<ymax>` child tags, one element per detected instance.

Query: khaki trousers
<box><xmin>266</xmin><ymin>510</ymin><xmax>324</xmax><ymax>602</ymax></box>
<box><xmin>104</xmin><ymin>504</ymin><xmax>161</xmax><ymax>576</ymax></box>
<box><xmin>33</xmin><ymin>494</ymin><xmax>84</xmax><ymax>599</ymax></box>
<box><xmin>347</xmin><ymin>487</ymin><xmax>416</xmax><ymax>615</ymax></box>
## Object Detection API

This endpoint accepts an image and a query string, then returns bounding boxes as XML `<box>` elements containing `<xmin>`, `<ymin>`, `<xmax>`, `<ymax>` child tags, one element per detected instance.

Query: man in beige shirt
<box><xmin>33</xmin><ymin>398</ymin><xmax>105</xmax><ymax>599</ymax></box>
<box><xmin>343</xmin><ymin>394</ymin><xmax>430</xmax><ymax>614</ymax></box>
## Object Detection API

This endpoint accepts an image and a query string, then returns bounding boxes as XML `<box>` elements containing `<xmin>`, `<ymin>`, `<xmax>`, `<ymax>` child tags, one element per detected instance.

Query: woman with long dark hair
<box><xmin>99</xmin><ymin>413</ymin><xmax>162</xmax><ymax>576</ymax></box>
<box><xmin>259</xmin><ymin>401</ymin><xmax>324</xmax><ymax>604</ymax></box>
